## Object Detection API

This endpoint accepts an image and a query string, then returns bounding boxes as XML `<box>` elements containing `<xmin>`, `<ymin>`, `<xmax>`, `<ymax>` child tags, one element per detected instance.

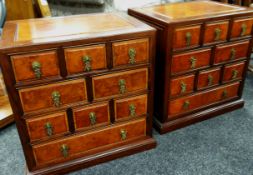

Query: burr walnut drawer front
<box><xmin>92</xmin><ymin>68</ymin><xmax>148</xmax><ymax>99</ymax></box>
<box><xmin>112</xmin><ymin>38</ymin><xmax>149</xmax><ymax>67</ymax></box>
<box><xmin>19</xmin><ymin>79</ymin><xmax>87</xmax><ymax>113</ymax></box>
<box><xmin>197</xmin><ymin>67</ymin><xmax>221</xmax><ymax>90</ymax></box>
<box><xmin>171</xmin><ymin>48</ymin><xmax>211</xmax><ymax>74</ymax></box>
<box><xmin>170</xmin><ymin>74</ymin><xmax>195</xmax><ymax>98</ymax></box>
<box><xmin>64</xmin><ymin>44</ymin><xmax>107</xmax><ymax>75</ymax></box>
<box><xmin>73</xmin><ymin>102</ymin><xmax>110</xmax><ymax>131</ymax></box>
<box><xmin>223</xmin><ymin>61</ymin><xmax>246</xmax><ymax>83</ymax></box>
<box><xmin>173</xmin><ymin>25</ymin><xmax>201</xmax><ymax>50</ymax></box>
<box><xmin>114</xmin><ymin>94</ymin><xmax>147</xmax><ymax>121</ymax></box>
<box><xmin>33</xmin><ymin>118</ymin><xmax>146</xmax><ymax>166</ymax></box>
<box><xmin>168</xmin><ymin>82</ymin><xmax>240</xmax><ymax>117</ymax></box>
<box><xmin>11</xmin><ymin>51</ymin><xmax>60</xmax><ymax>82</ymax></box>
<box><xmin>26</xmin><ymin>112</ymin><xmax>69</xmax><ymax>142</ymax></box>
<box><xmin>231</xmin><ymin>18</ymin><xmax>253</xmax><ymax>38</ymax></box>
<box><xmin>214</xmin><ymin>41</ymin><xmax>249</xmax><ymax>64</ymax></box>
<box><xmin>203</xmin><ymin>21</ymin><xmax>229</xmax><ymax>44</ymax></box>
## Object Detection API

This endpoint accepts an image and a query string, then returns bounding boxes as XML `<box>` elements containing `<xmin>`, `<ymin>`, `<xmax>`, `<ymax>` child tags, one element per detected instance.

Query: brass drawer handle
<box><xmin>44</xmin><ymin>122</ymin><xmax>53</xmax><ymax>136</ymax></box>
<box><xmin>180</xmin><ymin>81</ymin><xmax>187</xmax><ymax>94</ymax></box>
<box><xmin>120</xmin><ymin>129</ymin><xmax>127</xmax><ymax>140</ymax></box>
<box><xmin>52</xmin><ymin>91</ymin><xmax>61</xmax><ymax>107</ymax></box>
<box><xmin>118</xmin><ymin>79</ymin><xmax>126</xmax><ymax>94</ymax></box>
<box><xmin>208</xmin><ymin>74</ymin><xmax>213</xmax><ymax>86</ymax></box>
<box><xmin>32</xmin><ymin>61</ymin><xmax>42</xmax><ymax>79</ymax></box>
<box><xmin>183</xmin><ymin>100</ymin><xmax>190</xmax><ymax>109</ymax></box>
<box><xmin>82</xmin><ymin>55</ymin><xmax>92</xmax><ymax>72</ymax></box>
<box><xmin>128</xmin><ymin>48</ymin><xmax>136</xmax><ymax>64</ymax></box>
<box><xmin>214</xmin><ymin>28</ymin><xmax>222</xmax><ymax>41</ymax></box>
<box><xmin>129</xmin><ymin>104</ymin><xmax>136</xmax><ymax>117</ymax></box>
<box><xmin>190</xmin><ymin>56</ymin><xmax>197</xmax><ymax>69</ymax></box>
<box><xmin>241</xmin><ymin>23</ymin><xmax>247</xmax><ymax>36</ymax></box>
<box><xmin>89</xmin><ymin>112</ymin><xmax>96</xmax><ymax>125</ymax></box>
<box><xmin>232</xmin><ymin>70</ymin><xmax>238</xmax><ymax>79</ymax></box>
<box><xmin>185</xmin><ymin>32</ymin><xmax>192</xmax><ymax>47</ymax></box>
<box><xmin>222</xmin><ymin>90</ymin><xmax>228</xmax><ymax>98</ymax></box>
<box><xmin>60</xmin><ymin>144</ymin><xmax>69</xmax><ymax>158</ymax></box>
<box><xmin>230</xmin><ymin>48</ymin><xmax>236</xmax><ymax>60</ymax></box>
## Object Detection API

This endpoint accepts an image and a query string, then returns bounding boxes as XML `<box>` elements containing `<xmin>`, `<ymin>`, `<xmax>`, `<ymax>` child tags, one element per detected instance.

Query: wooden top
<box><xmin>129</xmin><ymin>1</ymin><xmax>252</xmax><ymax>24</ymax></box>
<box><xmin>0</xmin><ymin>13</ymin><xmax>153</xmax><ymax>49</ymax></box>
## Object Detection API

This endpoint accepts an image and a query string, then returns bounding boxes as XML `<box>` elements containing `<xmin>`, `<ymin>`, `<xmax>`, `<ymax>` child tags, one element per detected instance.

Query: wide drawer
<box><xmin>171</xmin><ymin>48</ymin><xmax>211</xmax><ymax>74</ymax></box>
<box><xmin>64</xmin><ymin>44</ymin><xmax>107</xmax><ymax>75</ymax></box>
<box><xmin>11</xmin><ymin>51</ymin><xmax>60</xmax><ymax>82</ymax></box>
<box><xmin>223</xmin><ymin>61</ymin><xmax>245</xmax><ymax>83</ymax></box>
<box><xmin>231</xmin><ymin>18</ymin><xmax>253</xmax><ymax>38</ymax></box>
<box><xmin>92</xmin><ymin>68</ymin><xmax>148</xmax><ymax>99</ymax></box>
<box><xmin>112</xmin><ymin>38</ymin><xmax>149</xmax><ymax>67</ymax></box>
<box><xmin>19</xmin><ymin>79</ymin><xmax>87</xmax><ymax>112</ymax></box>
<box><xmin>26</xmin><ymin>112</ymin><xmax>69</xmax><ymax>142</ymax></box>
<box><xmin>173</xmin><ymin>25</ymin><xmax>201</xmax><ymax>50</ymax></box>
<box><xmin>214</xmin><ymin>41</ymin><xmax>249</xmax><ymax>64</ymax></box>
<box><xmin>170</xmin><ymin>74</ymin><xmax>195</xmax><ymax>98</ymax></box>
<box><xmin>33</xmin><ymin>118</ymin><xmax>146</xmax><ymax>166</ymax></box>
<box><xmin>73</xmin><ymin>102</ymin><xmax>110</xmax><ymax>131</ymax></box>
<box><xmin>197</xmin><ymin>67</ymin><xmax>221</xmax><ymax>90</ymax></box>
<box><xmin>168</xmin><ymin>82</ymin><xmax>240</xmax><ymax>117</ymax></box>
<box><xmin>114</xmin><ymin>94</ymin><xmax>147</xmax><ymax>121</ymax></box>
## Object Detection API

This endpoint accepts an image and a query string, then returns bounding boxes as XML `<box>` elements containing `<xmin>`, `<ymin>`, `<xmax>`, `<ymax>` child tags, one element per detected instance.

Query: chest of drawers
<box><xmin>129</xmin><ymin>1</ymin><xmax>253</xmax><ymax>134</ymax></box>
<box><xmin>0</xmin><ymin>13</ymin><xmax>156</xmax><ymax>174</ymax></box>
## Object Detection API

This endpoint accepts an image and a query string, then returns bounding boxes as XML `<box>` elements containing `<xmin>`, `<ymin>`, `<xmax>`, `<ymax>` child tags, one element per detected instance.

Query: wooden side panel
<box><xmin>33</xmin><ymin>118</ymin><xmax>146</xmax><ymax>166</ymax></box>
<box><xmin>112</xmin><ymin>38</ymin><xmax>149</xmax><ymax>67</ymax></box>
<box><xmin>11</xmin><ymin>51</ymin><xmax>60</xmax><ymax>82</ymax></box>
<box><xmin>197</xmin><ymin>67</ymin><xmax>221</xmax><ymax>90</ymax></box>
<box><xmin>19</xmin><ymin>79</ymin><xmax>87</xmax><ymax>112</ymax></box>
<box><xmin>231</xmin><ymin>18</ymin><xmax>253</xmax><ymax>38</ymax></box>
<box><xmin>204</xmin><ymin>21</ymin><xmax>229</xmax><ymax>44</ymax></box>
<box><xmin>223</xmin><ymin>62</ymin><xmax>245</xmax><ymax>83</ymax></box>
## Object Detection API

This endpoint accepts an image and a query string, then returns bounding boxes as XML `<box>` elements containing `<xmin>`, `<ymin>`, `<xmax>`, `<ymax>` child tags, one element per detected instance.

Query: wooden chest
<box><xmin>129</xmin><ymin>1</ymin><xmax>253</xmax><ymax>134</ymax></box>
<box><xmin>0</xmin><ymin>13</ymin><xmax>156</xmax><ymax>174</ymax></box>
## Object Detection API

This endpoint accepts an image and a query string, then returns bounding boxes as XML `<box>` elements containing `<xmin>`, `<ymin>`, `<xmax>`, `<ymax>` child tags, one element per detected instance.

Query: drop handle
<box><xmin>89</xmin><ymin>112</ymin><xmax>96</xmax><ymax>125</ymax></box>
<box><xmin>129</xmin><ymin>104</ymin><xmax>136</xmax><ymax>117</ymax></box>
<box><xmin>180</xmin><ymin>81</ymin><xmax>187</xmax><ymax>94</ymax></box>
<box><xmin>32</xmin><ymin>61</ymin><xmax>42</xmax><ymax>79</ymax></box>
<box><xmin>82</xmin><ymin>55</ymin><xmax>92</xmax><ymax>72</ymax></box>
<box><xmin>128</xmin><ymin>48</ymin><xmax>136</xmax><ymax>64</ymax></box>
<box><xmin>118</xmin><ymin>79</ymin><xmax>126</xmax><ymax>94</ymax></box>
<box><xmin>214</xmin><ymin>28</ymin><xmax>222</xmax><ymax>41</ymax></box>
<box><xmin>52</xmin><ymin>91</ymin><xmax>61</xmax><ymax>107</ymax></box>
<box><xmin>230</xmin><ymin>48</ymin><xmax>236</xmax><ymax>60</ymax></box>
<box><xmin>44</xmin><ymin>122</ymin><xmax>53</xmax><ymax>136</ymax></box>
<box><xmin>222</xmin><ymin>90</ymin><xmax>228</xmax><ymax>98</ymax></box>
<box><xmin>241</xmin><ymin>23</ymin><xmax>247</xmax><ymax>36</ymax></box>
<box><xmin>208</xmin><ymin>75</ymin><xmax>213</xmax><ymax>86</ymax></box>
<box><xmin>185</xmin><ymin>32</ymin><xmax>192</xmax><ymax>46</ymax></box>
<box><xmin>232</xmin><ymin>70</ymin><xmax>238</xmax><ymax>79</ymax></box>
<box><xmin>120</xmin><ymin>129</ymin><xmax>127</xmax><ymax>140</ymax></box>
<box><xmin>190</xmin><ymin>56</ymin><xmax>197</xmax><ymax>69</ymax></box>
<box><xmin>60</xmin><ymin>144</ymin><xmax>69</xmax><ymax>158</ymax></box>
<box><xmin>183</xmin><ymin>100</ymin><xmax>190</xmax><ymax>110</ymax></box>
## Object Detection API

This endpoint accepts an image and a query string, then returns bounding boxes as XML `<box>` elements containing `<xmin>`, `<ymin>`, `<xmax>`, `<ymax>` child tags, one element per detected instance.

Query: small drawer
<box><xmin>11</xmin><ymin>51</ymin><xmax>60</xmax><ymax>82</ymax></box>
<box><xmin>73</xmin><ymin>102</ymin><xmax>110</xmax><ymax>131</ymax></box>
<box><xmin>168</xmin><ymin>82</ymin><xmax>240</xmax><ymax>117</ymax></box>
<box><xmin>32</xmin><ymin>118</ymin><xmax>146</xmax><ymax>166</ymax></box>
<box><xmin>173</xmin><ymin>25</ymin><xmax>201</xmax><ymax>49</ymax></box>
<box><xmin>214</xmin><ymin>41</ymin><xmax>249</xmax><ymax>64</ymax></box>
<box><xmin>223</xmin><ymin>61</ymin><xmax>245</xmax><ymax>83</ymax></box>
<box><xmin>64</xmin><ymin>44</ymin><xmax>107</xmax><ymax>75</ymax></box>
<box><xmin>170</xmin><ymin>74</ymin><xmax>195</xmax><ymax>98</ymax></box>
<box><xmin>204</xmin><ymin>21</ymin><xmax>229</xmax><ymax>44</ymax></box>
<box><xmin>114</xmin><ymin>94</ymin><xmax>147</xmax><ymax>121</ymax></box>
<box><xmin>112</xmin><ymin>38</ymin><xmax>149</xmax><ymax>67</ymax></box>
<box><xmin>26</xmin><ymin>112</ymin><xmax>69</xmax><ymax>142</ymax></box>
<box><xmin>92</xmin><ymin>68</ymin><xmax>148</xmax><ymax>99</ymax></box>
<box><xmin>171</xmin><ymin>48</ymin><xmax>211</xmax><ymax>74</ymax></box>
<box><xmin>231</xmin><ymin>18</ymin><xmax>253</xmax><ymax>38</ymax></box>
<box><xmin>197</xmin><ymin>67</ymin><xmax>221</xmax><ymax>90</ymax></box>
<box><xmin>19</xmin><ymin>79</ymin><xmax>87</xmax><ymax>112</ymax></box>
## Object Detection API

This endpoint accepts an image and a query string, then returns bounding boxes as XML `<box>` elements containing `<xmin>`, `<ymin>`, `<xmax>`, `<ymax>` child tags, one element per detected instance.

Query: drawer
<box><xmin>92</xmin><ymin>68</ymin><xmax>148</xmax><ymax>99</ymax></box>
<box><xmin>170</xmin><ymin>74</ymin><xmax>195</xmax><ymax>98</ymax></box>
<box><xmin>33</xmin><ymin>118</ymin><xmax>146</xmax><ymax>166</ymax></box>
<box><xmin>26</xmin><ymin>112</ymin><xmax>69</xmax><ymax>142</ymax></box>
<box><xmin>231</xmin><ymin>18</ymin><xmax>253</xmax><ymax>38</ymax></box>
<box><xmin>203</xmin><ymin>21</ymin><xmax>229</xmax><ymax>44</ymax></box>
<box><xmin>223</xmin><ymin>61</ymin><xmax>245</xmax><ymax>83</ymax></box>
<box><xmin>64</xmin><ymin>44</ymin><xmax>107</xmax><ymax>75</ymax></box>
<box><xmin>11</xmin><ymin>51</ymin><xmax>60</xmax><ymax>82</ymax></box>
<box><xmin>173</xmin><ymin>25</ymin><xmax>201</xmax><ymax>49</ymax></box>
<box><xmin>19</xmin><ymin>79</ymin><xmax>87</xmax><ymax>112</ymax></box>
<box><xmin>112</xmin><ymin>38</ymin><xmax>149</xmax><ymax>67</ymax></box>
<box><xmin>73</xmin><ymin>102</ymin><xmax>110</xmax><ymax>130</ymax></box>
<box><xmin>168</xmin><ymin>82</ymin><xmax>240</xmax><ymax>117</ymax></box>
<box><xmin>171</xmin><ymin>49</ymin><xmax>211</xmax><ymax>74</ymax></box>
<box><xmin>197</xmin><ymin>67</ymin><xmax>221</xmax><ymax>90</ymax></box>
<box><xmin>214</xmin><ymin>41</ymin><xmax>249</xmax><ymax>64</ymax></box>
<box><xmin>114</xmin><ymin>94</ymin><xmax>147</xmax><ymax>121</ymax></box>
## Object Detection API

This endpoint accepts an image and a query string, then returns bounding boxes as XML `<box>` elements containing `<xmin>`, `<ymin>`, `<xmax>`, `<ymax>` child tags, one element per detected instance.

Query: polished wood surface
<box><xmin>197</xmin><ymin>67</ymin><xmax>221</xmax><ymax>90</ymax></box>
<box><xmin>204</xmin><ymin>21</ymin><xmax>229</xmax><ymax>44</ymax></box>
<box><xmin>223</xmin><ymin>61</ymin><xmax>246</xmax><ymax>82</ymax></box>
<box><xmin>0</xmin><ymin>96</ymin><xmax>13</xmax><ymax>128</ymax></box>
